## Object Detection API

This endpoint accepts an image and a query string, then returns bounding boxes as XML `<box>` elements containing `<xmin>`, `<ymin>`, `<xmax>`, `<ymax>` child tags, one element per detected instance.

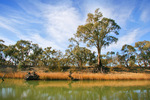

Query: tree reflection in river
<box><xmin>0</xmin><ymin>79</ymin><xmax>150</xmax><ymax>100</ymax></box>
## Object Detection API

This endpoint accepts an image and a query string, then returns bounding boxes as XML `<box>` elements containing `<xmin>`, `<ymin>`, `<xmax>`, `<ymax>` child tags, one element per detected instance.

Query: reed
<box><xmin>0</xmin><ymin>72</ymin><xmax>150</xmax><ymax>80</ymax></box>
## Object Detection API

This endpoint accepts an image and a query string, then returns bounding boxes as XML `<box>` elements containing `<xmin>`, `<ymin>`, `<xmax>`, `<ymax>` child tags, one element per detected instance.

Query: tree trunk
<box><xmin>98</xmin><ymin>48</ymin><xmax>103</xmax><ymax>73</ymax></box>
<box><xmin>125</xmin><ymin>60</ymin><xmax>129</xmax><ymax>67</ymax></box>
<box><xmin>78</xmin><ymin>60</ymin><xmax>82</xmax><ymax>69</ymax></box>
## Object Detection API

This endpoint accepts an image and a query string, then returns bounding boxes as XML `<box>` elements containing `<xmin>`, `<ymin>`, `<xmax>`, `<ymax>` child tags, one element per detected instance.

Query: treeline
<box><xmin>102</xmin><ymin>40</ymin><xmax>150</xmax><ymax>68</ymax></box>
<box><xmin>0</xmin><ymin>39</ymin><xmax>149</xmax><ymax>69</ymax></box>
<box><xmin>0</xmin><ymin>39</ymin><xmax>96</xmax><ymax>71</ymax></box>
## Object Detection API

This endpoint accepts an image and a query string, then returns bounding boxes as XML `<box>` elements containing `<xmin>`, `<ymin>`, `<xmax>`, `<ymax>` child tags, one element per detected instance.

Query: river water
<box><xmin>0</xmin><ymin>79</ymin><xmax>150</xmax><ymax>100</ymax></box>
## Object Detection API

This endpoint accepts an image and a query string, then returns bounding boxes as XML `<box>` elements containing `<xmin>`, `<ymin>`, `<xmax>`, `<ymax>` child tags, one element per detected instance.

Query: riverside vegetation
<box><xmin>0</xmin><ymin>72</ymin><xmax>150</xmax><ymax>80</ymax></box>
<box><xmin>0</xmin><ymin>9</ymin><xmax>150</xmax><ymax>80</ymax></box>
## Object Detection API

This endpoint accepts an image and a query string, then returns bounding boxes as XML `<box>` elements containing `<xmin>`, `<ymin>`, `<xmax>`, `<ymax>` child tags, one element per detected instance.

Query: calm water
<box><xmin>0</xmin><ymin>79</ymin><xmax>150</xmax><ymax>100</ymax></box>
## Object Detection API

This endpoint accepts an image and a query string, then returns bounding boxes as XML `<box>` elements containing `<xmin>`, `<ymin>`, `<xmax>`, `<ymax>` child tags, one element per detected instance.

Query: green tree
<box><xmin>135</xmin><ymin>41</ymin><xmax>150</xmax><ymax>67</ymax></box>
<box><xmin>72</xmin><ymin>46</ymin><xmax>95</xmax><ymax>68</ymax></box>
<box><xmin>74</xmin><ymin>8</ymin><xmax>120</xmax><ymax>72</ymax></box>
<box><xmin>3</xmin><ymin>45</ymin><xmax>19</xmax><ymax>65</ymax></box>
<box><xmin>15</xmin><ymin>40</ymin><xmax>32</xmax><ymax>67</ymax></box>
<box><xmin>52</xmin><ymin>50</ymin><xmax>65</xmax><ymax>71</ymax></box>
<box><xmin>121</xmin><ymin>44</ymin><xmax>136</xmax><ymax>67</ymax></box>
<box><xmin>66</xmin><ymin>38</ymin><xmax>96</xmax><ymax>68</ymax></box>
<box><xmin>29</xmin><ymin>43</ymin><xmax>43</xmax><ymax>67</ymax></box>
<box><xmin>42</xmin><ymin>47</ymin><xmax>55</xmax><ymax>66</ymax></box>
<box><xmin>100</xmin><ymin>54</ymin><xmax>108</xmax><ymax>67</ymax></box>
<box><xmin>0</xmin><ymin>39</ymin><xmax>7</xmax><ymax>65</ymax></box>
<box><xmin>116</xmin><ymin>52</ymin><xmax>125</xmax><ymax>67</ymax></box>
<box><xmin>106</xmin><ymin>51</ymin><xmax>115</xmax><ymax>67</ymax></box>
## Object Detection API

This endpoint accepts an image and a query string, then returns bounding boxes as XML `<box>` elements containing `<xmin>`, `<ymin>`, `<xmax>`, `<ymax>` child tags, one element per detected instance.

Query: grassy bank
<box><xmin>0</xmin><ymin>72</ymin><xmax>150</xmax><ymax>80</ymax></box>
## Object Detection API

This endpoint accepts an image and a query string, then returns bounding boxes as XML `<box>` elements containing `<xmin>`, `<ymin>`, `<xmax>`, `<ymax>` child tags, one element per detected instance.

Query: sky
<box><xmin>0</xmin><ymin>0</ymin><xmax>150</xmax><ymax>54</ymax></box>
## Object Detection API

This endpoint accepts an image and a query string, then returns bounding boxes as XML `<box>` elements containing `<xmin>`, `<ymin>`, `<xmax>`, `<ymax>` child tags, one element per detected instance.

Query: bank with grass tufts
<box><xmin>1</xmin><ymin>72</ymin><xmax>150</xmax><ymax>80</ymax></box>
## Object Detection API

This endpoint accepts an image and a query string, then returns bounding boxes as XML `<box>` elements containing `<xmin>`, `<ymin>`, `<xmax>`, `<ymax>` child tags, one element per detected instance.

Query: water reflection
<box><xmin>0</xmin><ymin>79</ymin><xmax>150</xmax><ymax>100</ymax></box>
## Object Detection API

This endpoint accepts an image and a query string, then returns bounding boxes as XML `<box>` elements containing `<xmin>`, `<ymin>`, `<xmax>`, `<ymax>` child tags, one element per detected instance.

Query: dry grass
<box><xmin>0</xmin><ymin>72</ymin><xmax>26</xmax><ymax>79</ymax></box>
<box><xmin>0</xmin><ymin>72</ymin><xmax>150</xmax><ymax>80</ymax></box>
<box><xmin>72</xmin><ymin>72</ymin><xmax>150</xmax><ymax>80</ymax></box>
<box><xmin>38</xmin><ymin>72</ymin><xmax>70</xmax><ymax>80</ymax></box>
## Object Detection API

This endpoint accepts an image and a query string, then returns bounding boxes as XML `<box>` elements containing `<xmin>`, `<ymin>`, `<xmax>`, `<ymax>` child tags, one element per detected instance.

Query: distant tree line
<box><xmin>0</xmin><ymin>8</ymin><xmax>149</xmax><ymax>72</ymax></box>
<box><xmin>102</xmin><ymin>40</ymin><xmax>150</xmax><ymax>68</ymax></box>
<box><xmin>0</xmin><ymin>39</ymin><xmax>96</xmax><ymax>70</ymax></box>
<box><xmin>0</xmin><ymin>39</ymin><xmax>149</xmax><ymax>70</ymax></box>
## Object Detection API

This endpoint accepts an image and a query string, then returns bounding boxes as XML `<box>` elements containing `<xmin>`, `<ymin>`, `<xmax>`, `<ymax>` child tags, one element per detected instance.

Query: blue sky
<box><xmin>0</xmin><ymin>0</ymin><xmax>150</xmax><ymax>54</ymax></box>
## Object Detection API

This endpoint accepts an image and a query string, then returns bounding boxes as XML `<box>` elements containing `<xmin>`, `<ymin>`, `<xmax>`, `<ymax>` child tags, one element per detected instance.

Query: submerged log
<box><xmin>25</xmin><ymin>72</ymin><xmax>39</xmax><ymax>80</ymax></box>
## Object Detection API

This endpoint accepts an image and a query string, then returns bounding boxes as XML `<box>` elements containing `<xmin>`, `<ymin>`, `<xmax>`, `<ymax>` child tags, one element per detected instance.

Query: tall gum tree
<box><xmin>74</xmin><ymin>8</ymin><xmax>121</xmax><ymax>72</ymax></box>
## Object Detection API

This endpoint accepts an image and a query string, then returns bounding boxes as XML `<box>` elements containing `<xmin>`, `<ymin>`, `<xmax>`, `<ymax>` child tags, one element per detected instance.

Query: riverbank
<box><xmin>0</xmin><ymin>72</ymin><xmax>150</xmax><ymax>80</ymax></box>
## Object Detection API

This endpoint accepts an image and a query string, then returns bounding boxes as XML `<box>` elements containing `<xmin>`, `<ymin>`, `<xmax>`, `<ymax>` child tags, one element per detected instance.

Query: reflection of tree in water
<box><xmin>0</xmin><ymin>82</ymin><xmax>150</xmax><ymax>100</ymax></box>
<box><xmin>25</xmin><ymin>81</ymin><xmax>39</xmax><ymax>87</ymax></box>
<box><xmin>68</xmin><ymin>80</ymin><xmax>79</xmax><ymax>88</ymax></box>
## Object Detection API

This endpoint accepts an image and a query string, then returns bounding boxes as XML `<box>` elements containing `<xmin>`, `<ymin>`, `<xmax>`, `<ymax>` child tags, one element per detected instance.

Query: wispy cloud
<box><xmin>0</xmin><ymin>0</ymin><xmax>83</xmax><ymax>51</ymax></box>
<box><xmin>43</xmin><ymin>6</ymin><xmax>81</xmax><ymax>43</ymax></box>
<box><xmin>30</xmin><ymin>34</ymin><xmax>62</xmax><ymax>50</ymax></box>
<box><xmin>14</xmin><ymin>0</ymin><xmax>83</xmax><ymax>50</ymax></box>
<box><xmin>140</xmin><ymin>0</ymin><xmax>150</xmax><ymax>22</ymax></box>
<box><xmin>0</xmin><ymin>16</ymin><xmax>25</xmax><ymax>38</ymax></box>
<box><xmin>140</xmin><ymin>7</ymin><xmax>150</xmax><ymax>22</ymax></box>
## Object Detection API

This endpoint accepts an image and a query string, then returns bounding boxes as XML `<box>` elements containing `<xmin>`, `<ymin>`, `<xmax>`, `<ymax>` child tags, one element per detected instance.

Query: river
<box><xmin>0</xmin><ymin>79</ymin><xmax>150</xmax><ymax>100</ymax></box>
